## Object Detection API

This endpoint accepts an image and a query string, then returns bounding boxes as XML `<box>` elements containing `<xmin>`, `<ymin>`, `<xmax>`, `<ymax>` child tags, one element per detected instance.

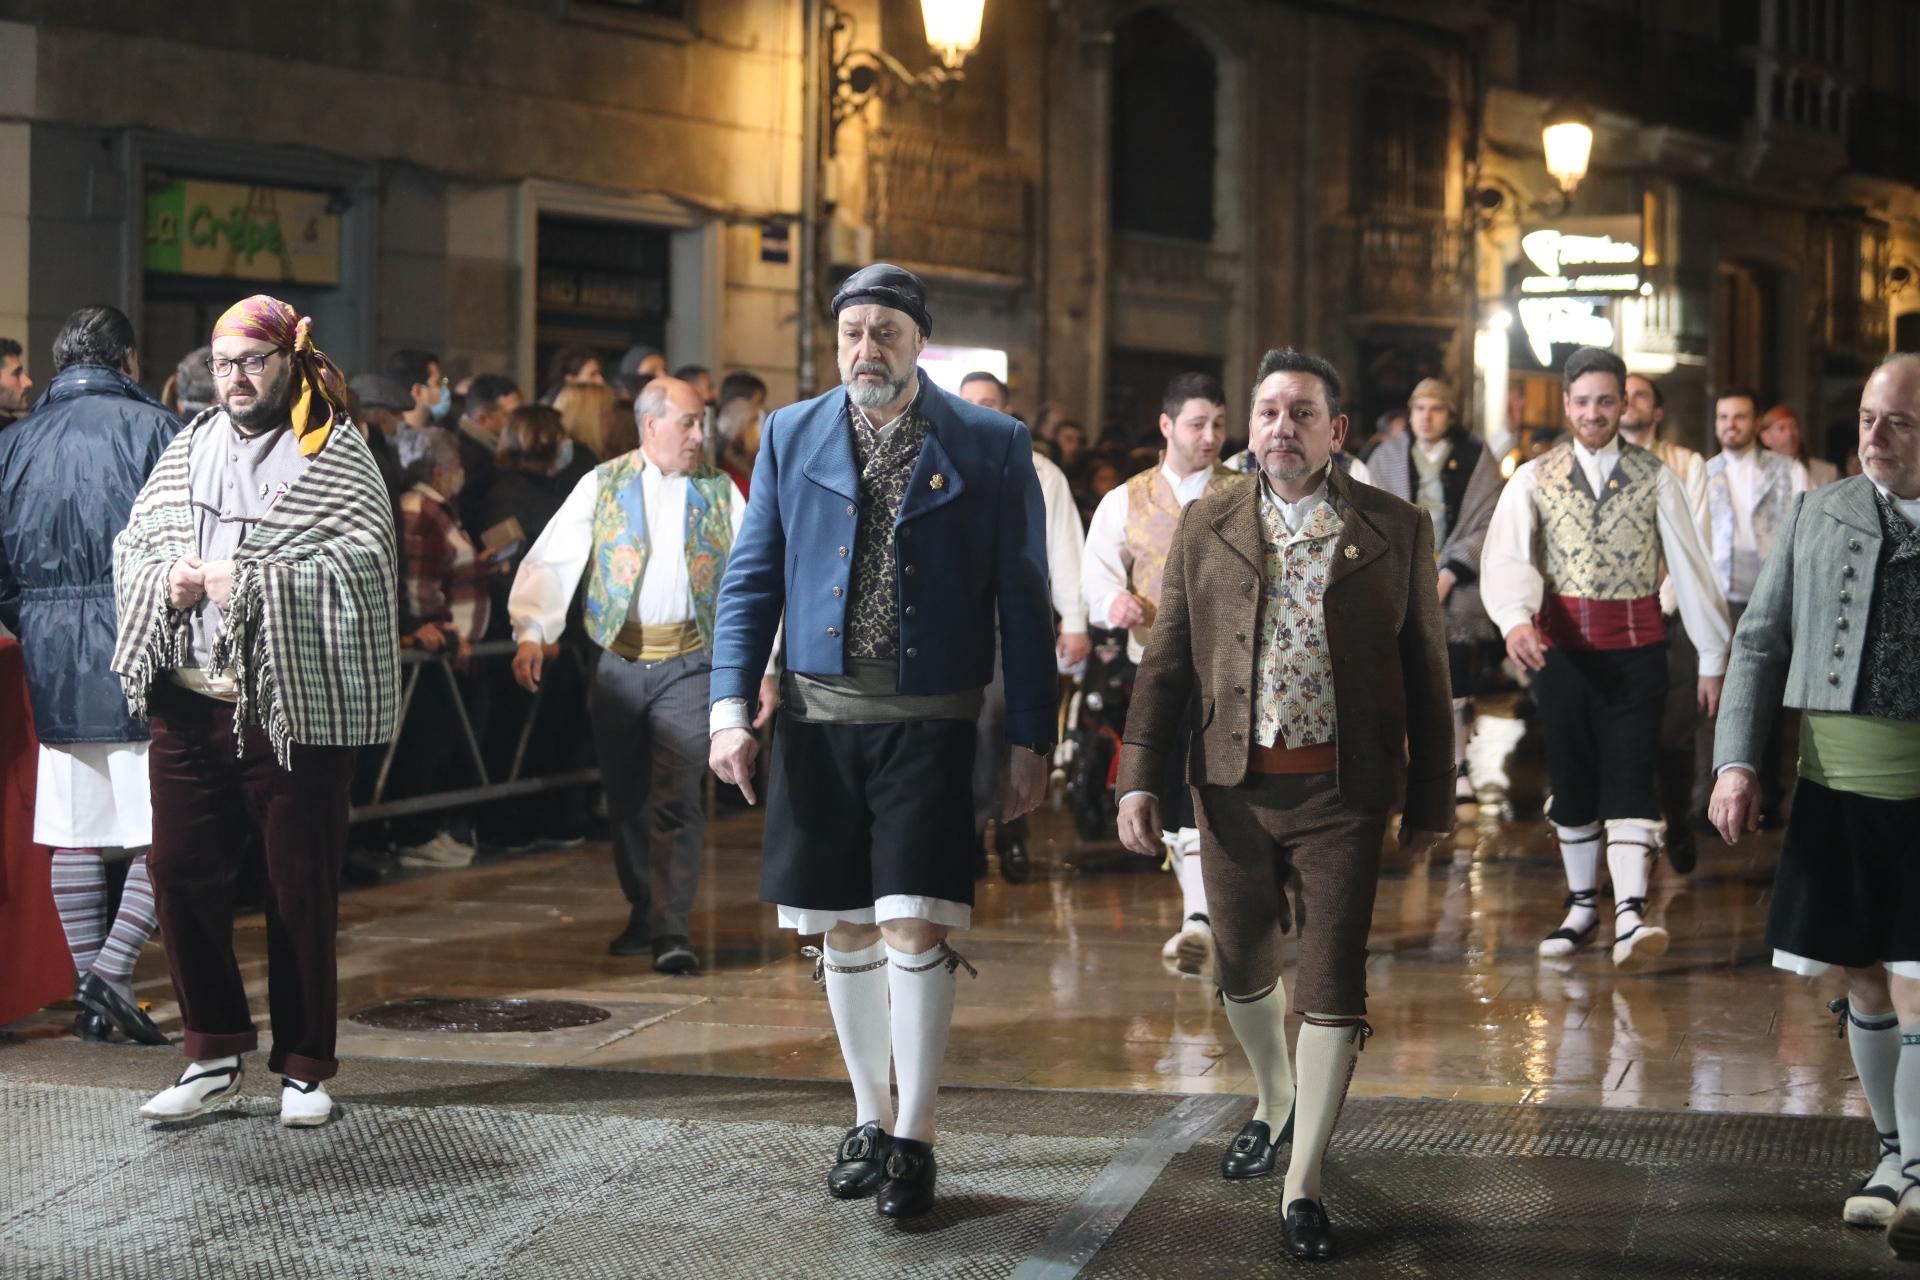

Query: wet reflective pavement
<box><xmin>5</xmin><ymin>786</ymin><xmax>1861</xmax><ymax>1120</ymax></box>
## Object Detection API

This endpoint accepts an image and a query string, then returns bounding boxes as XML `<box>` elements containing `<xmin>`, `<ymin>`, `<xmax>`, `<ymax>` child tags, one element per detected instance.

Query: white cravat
<box><xmin>1872</xmin><ymin>480</ymin><xmax>1920</xmax><ymax>527</ymax></box>
<box><xmin>1261</xmin><ymin>476</ymin><xmax>1330</xmax><ymax>536</ymax></box>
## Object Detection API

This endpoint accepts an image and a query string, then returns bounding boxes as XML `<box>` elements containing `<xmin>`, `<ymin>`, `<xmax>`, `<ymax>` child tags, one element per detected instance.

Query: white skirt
<box><xmin>1774</xmin><ymin>949</ymin><xmax>1920</xmax><ymax>982</ymax></box>
<box><xmin>33</xmin><ymin>742</ymin><xmax>152</xmax><ymax>850</ymax></box>
<box><xmin>776</xmin><ymin>895</ymin><xmax>971</xmax><ymax>936</ymax></box>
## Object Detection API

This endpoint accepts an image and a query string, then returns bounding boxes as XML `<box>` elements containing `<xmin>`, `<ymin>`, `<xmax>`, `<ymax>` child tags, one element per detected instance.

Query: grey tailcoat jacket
<box><xmin>1714</xmin><ymin>475</ymin><xmax>1897</xmax><ymax>769</ymax></box>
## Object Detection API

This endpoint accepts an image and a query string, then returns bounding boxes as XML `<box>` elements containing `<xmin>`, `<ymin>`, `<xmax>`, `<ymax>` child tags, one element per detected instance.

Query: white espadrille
<box><xmin>279</xmin><ymin>1078</ymin><xmax>333</xmax><ymax>1128</ymax></box>
<box><xmin>139</xmin><ymin>1057</ymin><xmax>243</xmax><ymax>1121</ymax></box>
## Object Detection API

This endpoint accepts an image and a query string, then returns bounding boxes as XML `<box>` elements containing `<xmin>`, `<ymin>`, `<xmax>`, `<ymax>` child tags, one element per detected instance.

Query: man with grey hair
<box><xmin>509</xmin><ymin>376</ymin><xmax>769</xmax><ymax>972</ymax></box>
<box><xmin>170</xmin><ymin>347</ymin><xmax>218</xmax><ymax>419</ymax></box>
<box><xmin>1710</xmin><ymin>353</ymin><xmax>1920</xmax><ymax>1253</ymax></box>
<box><xmin>707</xmin><ymin>262</ymin><xmax>1054</xmax><ymax>1219</ymax></box>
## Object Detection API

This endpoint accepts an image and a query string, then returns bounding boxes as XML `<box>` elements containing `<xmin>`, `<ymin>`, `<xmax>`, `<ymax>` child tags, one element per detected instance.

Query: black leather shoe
<box><xmin>608</xmin><ymin>911</ymin><xmax>649</xmax><ymax>957</ymax></box>
<box><xmin>1282</xmin><ymin>1198</ymin><xmax>1336</xmax><ymax>1261</ymax></box>
<box><xmin>72</xmin><ymin>1010</ymin><xmax>112</xmax><ymax>1042</ymax></box>
<box><xmin>876</xmin><ymin>1137</ymin><xmax>938</xmax><ymax>1219</ymax></box>
<box><xmin>1220</xmin><ymin>1104</ymin><xmax>1294</xmax><ymax>1179</ymax></box>
<box><xmin>652</xmin><ymin>936</ymin><xmax>700</xmax><ymax>975</ymax></box>
<box><xmin>999</xmin><ymin>819</ymin><xmax>1032</xmax><ymax>884</ymax></box>
<box><xmin>826</xmin><ymin>1122</ymin><xmax>890</xmax><ymax>1200</ymax></box>
<box><xmin>76</xmin><ymin>973</ymin><xmax>169</xmax><ymax>1046</ymax></box>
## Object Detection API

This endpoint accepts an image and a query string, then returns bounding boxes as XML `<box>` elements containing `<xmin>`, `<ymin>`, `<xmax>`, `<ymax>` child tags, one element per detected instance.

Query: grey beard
<box><xmin>846</xmin><ymin>372</ymin><xmax>911</xmax><ymax>410</ymax></box>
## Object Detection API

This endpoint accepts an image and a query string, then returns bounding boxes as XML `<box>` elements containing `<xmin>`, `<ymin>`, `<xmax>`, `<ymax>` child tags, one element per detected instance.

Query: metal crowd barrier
<box><xmin>350</xmin><ymin>639</ymin><xmax>599</xmax><ymax>823</ymax></box>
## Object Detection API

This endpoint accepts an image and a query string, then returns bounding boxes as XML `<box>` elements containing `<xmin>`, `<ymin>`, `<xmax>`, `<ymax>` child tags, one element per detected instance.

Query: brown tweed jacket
<box><xmin>1115</xmin><ymin>465</ymin><xmax>1455</xmax><ymax>833</ymax></box>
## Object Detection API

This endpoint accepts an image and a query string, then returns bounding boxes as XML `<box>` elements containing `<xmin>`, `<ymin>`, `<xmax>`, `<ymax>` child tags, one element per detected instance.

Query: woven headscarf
<box><xmin>211</xmin><ymin>294</ymin><xmax>348</xmax><ymax>457</ymax></box>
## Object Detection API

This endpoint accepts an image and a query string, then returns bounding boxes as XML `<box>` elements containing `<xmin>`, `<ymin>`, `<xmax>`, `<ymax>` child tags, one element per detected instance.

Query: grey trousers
<box><xmin>589</xmin><ymin>649</ymin><xmax>711</xmax><ymax>940</ymax></box>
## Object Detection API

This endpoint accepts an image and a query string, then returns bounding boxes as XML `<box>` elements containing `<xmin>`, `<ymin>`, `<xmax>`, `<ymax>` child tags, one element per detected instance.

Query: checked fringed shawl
<box><xmin>111</xmin><ymin>409</ymin><xmax>400</xmax><ymax>767</ymax></box>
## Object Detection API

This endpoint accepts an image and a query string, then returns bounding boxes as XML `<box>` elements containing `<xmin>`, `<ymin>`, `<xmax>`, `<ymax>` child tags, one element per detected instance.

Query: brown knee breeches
<box><xmin>1194</xmin><ymin>771</ymin><xmax>1387</xmax><ymax>1015</ymax></box>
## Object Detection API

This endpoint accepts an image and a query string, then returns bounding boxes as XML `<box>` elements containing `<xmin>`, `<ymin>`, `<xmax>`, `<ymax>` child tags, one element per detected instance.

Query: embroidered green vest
<box><xmin>1533</xmin><ymin>440</ymin><xmax>1664</xmax><ymax>600</ymax></box>
<box><xmin>584</xmin><ymin>452</ymin><xmax>736</xmax><ymax>653</ymax></box>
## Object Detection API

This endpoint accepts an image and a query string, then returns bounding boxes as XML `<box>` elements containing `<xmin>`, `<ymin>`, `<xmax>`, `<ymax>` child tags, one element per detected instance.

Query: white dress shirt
<box><xmin>1082</xmin><ymin>463</ymin><xmax>1219</xmax><ymax>655</ymax></box>
<box><xmin>1480</xmin><ymin>437</ymin><xmax>1732</xmax><ymax>676</ymax></box>
<box><xmin>1718</xmin><ymin>445</ymin><xmax>1808</xmax><ymax>603</ymax></box>
<box><xmin>1033</xmin><ymin>452</ymin><xmax>1087</xmax><ymax>633</ymax></box>
<box><xmin>508</xmin><ymin>459</ymin><xmax>749</xmax><ymax>646</ymax></box>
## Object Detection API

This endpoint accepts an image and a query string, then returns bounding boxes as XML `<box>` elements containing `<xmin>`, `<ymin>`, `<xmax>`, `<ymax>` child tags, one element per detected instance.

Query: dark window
<box><xmin>1110</xmin><ymin>9</ymin><xmax>1216</xmax><ymax>242</ymax></box>
<box><xmin>1363</xmin><ymin>69</ymin><xmax>1449</xmax><ymax>213</ymax></box>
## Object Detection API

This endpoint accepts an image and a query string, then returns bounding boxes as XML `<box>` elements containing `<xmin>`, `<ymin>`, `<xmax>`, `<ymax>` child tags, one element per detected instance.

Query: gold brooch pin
<box><xmin>930</xmin><ymin>473</ymin><xmax>946</xmax><ymax>490</ymax></box>
<box><xmin>1343</xmin><ymin>545</ymin><xmax>1359</xmax><ymax>560</ymax></box>
<box><xmin>1607</xmin><ymin>479</ymin><xmax>1619</xmax><ymax>490</ymax></box>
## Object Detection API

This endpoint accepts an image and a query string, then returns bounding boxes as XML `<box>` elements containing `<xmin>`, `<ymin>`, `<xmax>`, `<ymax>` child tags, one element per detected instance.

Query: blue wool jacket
<box><xmin>710</xmin><ymin>372</ymin><xmax>1057</xmax><ymax>749</ymax></box>
<box><xmin>0</xmin><ymin>365</ymin><xmax>180</xmax><ymax>743</ymax></box>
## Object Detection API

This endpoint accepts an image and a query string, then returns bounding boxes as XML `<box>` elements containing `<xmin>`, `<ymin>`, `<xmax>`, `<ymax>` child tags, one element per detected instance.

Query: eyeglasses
<box><xmin>203</xmin><ymin>352</ymin><xmax>280</xmax><ymax>378</ymax></box>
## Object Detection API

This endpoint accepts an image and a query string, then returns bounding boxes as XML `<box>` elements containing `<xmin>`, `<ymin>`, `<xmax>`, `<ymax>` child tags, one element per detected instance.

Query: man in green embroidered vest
<box><xmin>1082</xmin><ymin>372</ymin><xmax>1246</xmax><ymax>979</ymax></box>
<box><xmin>1711</xmin><ymin>353</ymin><xmax>1920</xmax><ymax>1254</ymax></box>
<box><xmin>508</xmin><ymin>376</ymin><xmax>771</xmax><ymax>973</ymax></box>
<box><xmin>1481</xmin><ymin>346</ymin><xmax>1730</xmax><ymax>972</ymax></box>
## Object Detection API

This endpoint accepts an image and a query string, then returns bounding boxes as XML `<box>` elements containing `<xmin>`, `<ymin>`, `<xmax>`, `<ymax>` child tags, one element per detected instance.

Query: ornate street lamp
<box><xmin>1541</xmin><ymin>101</ymin><xmax>1595</xmax><ymax>196</ymax></box>
<box><xmin>827</xmin><ymin>0</ymin><xmax>985</xmax><ymax>144</ymax></box>
<box><xmin>920</xmin><ymin>0</ymin><xmax>986</xmax><ymax>69</ymax></box>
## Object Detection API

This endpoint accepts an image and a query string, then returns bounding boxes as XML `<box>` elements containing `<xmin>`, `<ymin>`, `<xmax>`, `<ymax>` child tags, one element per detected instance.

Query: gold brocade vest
<box><xmin>1253</xmin><ymin>495</ymin><xmax>1342</xmax><ymax>750</ymax></box>
<box><xmin>1532</xmin><ymin>440</ymin><xmax>1664</xmax><ymax>599</ymax></box>
<box><xmin>1122</xmin><ymin>464</ymin><xmax>1245</xmax><ymax>653</ymax></box>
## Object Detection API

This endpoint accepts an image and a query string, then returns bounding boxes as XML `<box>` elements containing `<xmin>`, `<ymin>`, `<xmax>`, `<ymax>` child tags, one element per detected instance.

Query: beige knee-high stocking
<box><xmin>1282</xmin><ymin>1014</ymin><xmax>1369</xmax><ymax>1207</ymax></box>
<box><xmin>1222</xmin><ymin>979</ymin><xmax>1294</xmax><ymax>1128</ymax></box>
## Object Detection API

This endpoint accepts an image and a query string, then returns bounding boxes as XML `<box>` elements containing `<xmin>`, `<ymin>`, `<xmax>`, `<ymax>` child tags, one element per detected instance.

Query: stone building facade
<box><xmin>2</xmin><ymin>0</ymin><xmax>1916</xmax><ymax>458</ymax></box>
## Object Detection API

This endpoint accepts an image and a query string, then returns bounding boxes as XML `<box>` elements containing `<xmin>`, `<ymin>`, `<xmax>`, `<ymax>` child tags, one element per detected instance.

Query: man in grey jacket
<box><xmin>1710</xmin><ymin>352</ymin><xmax>1920</xmax><ymax>1258</ymax></box>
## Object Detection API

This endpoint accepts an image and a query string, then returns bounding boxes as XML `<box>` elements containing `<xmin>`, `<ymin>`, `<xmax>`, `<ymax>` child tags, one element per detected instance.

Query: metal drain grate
<box><xmin>349</xmin><ymin>997</ymin><xmax>611</xmax><ymax>1033</ymax></box>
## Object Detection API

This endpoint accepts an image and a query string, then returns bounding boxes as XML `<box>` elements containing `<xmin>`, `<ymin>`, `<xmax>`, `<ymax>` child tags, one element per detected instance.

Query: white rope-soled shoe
<box><xmin>1610</xmin><ymin>897</ymin><xmax>1670</xmax><ymax>971</ymax></box>
<box><xmin>1161</xmin><ymin>914</ymin><xmax>1216</xmax><ymax>980</ymax></box>
<box><xmin>1538</xmin><ymin>890</ymin><xmax>1600</xmax><ymax>958</ymax></box>
<box><xmin>279</xmin><ymin>1078</ymin><xmax>333</xmax><ymax>1128</ymax></box>
<box><xmin>1844</xmin><ymin>1131</ymin><xmax>1904</xmax><ymax>1227</ymax></box>
<box><xmin>139</xmin><ymin>1057</ymin><xmax>243</xmax><ymax>1121</ymax></box>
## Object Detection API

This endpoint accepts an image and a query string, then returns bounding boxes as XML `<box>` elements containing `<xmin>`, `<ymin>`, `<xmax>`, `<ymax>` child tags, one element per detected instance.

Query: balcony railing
<box><xmin>1352</xmin><ymin>211</ymin><xmax>1467</xmax><ymax>322</ymax></box>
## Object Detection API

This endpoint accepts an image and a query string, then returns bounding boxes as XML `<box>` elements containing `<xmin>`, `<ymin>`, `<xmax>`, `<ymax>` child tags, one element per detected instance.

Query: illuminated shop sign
<box><xmin>1518</xmin><ymin>298</ymin><xmax>1614</xmax><ymax>366</ymax></box>
<box><xmin>1518</xmin><ymin>217</ymin><xmax>1642</xmax><ymax>296</ymax></box>
<box><xmin>144</xmin><ymin>179</ymin><xmax>342</xmax><ymax>286</ymax></box>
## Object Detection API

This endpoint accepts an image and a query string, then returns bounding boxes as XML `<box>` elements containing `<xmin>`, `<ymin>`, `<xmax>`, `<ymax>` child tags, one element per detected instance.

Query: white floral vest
<box><xmin>1253</xmin><ymin>494</ymin><xmax>1343</xmax><ymax>749</ymax></box>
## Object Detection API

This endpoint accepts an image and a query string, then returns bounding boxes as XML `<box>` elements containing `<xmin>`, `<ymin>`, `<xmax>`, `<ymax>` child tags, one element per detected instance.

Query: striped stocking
<box><xmin>49</xmin><ymin>848</ymin><xmax>108</xmax><ymax>981</ymax></box>
<box><xmin>93</xmin><ymin>850</ymin><xmax>157</xmax><ymax>999</ymax></box>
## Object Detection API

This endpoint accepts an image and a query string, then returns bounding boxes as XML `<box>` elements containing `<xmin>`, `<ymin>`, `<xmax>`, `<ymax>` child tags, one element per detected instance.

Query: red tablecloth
<box><xmin>0</xmin><ymin>637</ymin><xmax>74</xmax><ymax>1025</ymax></box>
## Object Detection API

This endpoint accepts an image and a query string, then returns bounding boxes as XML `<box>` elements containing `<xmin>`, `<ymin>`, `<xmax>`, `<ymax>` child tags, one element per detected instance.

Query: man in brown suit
<box><xmin>1117</xmin><ymin>347</ymin><xmax>1453</xmax><ymax>1262</ymax></box>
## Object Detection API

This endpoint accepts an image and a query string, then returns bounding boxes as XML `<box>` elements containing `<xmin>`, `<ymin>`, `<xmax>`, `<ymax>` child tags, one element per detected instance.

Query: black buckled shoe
<box><xmin>1282</xmin><ymin>1197</ymin><xmax>1336</xmax><ymax>1261</ymax></box>
<box><xmin>76</xmin><ymin>972</ymin><xmax>169</xmax><ymax>1046</ymax></box>
<box><xmin>72</xmin><ymin>1009</ymin><xmax>112</xmax><ymax>1042</ymax></box>
<box><xmin>1220</xmin><ymin>1103</ymin><xmax>1294</xmax><ymax>1179</ymax></box>
<box><xmin>827</xmin><ymin>1122</ymin><xmax>891</xmax><ymax>1200</ymax></box>
<box><xmin>876</xmin><ymin>1137</ymin><xmax>938</xmax><ymax>1219</ymax></box>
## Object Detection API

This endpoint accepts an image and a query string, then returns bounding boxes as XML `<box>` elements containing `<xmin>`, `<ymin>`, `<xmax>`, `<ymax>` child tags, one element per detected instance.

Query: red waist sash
<box><xmin>1536</xmin><ymin>593</ymin><xmax>1666</xmax><ymax>652</ymax></box>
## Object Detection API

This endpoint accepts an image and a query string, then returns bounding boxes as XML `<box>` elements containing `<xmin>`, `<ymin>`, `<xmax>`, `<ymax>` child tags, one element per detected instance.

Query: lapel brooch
<box><xmin>930</xmin><ymin>473</ymin><xmax>946</xmax><ymax>490</ymax></box>
<box><xmin>1343</xmin><ymin>544</ymin><xmax>1359</xmax><ymax>560</ymax></box>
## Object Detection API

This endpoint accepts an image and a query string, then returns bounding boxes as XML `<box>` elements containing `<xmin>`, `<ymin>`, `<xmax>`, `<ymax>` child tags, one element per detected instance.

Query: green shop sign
<box><xmin>145</xmin><ymin>179</ymin><xmax>341</xmax><ymax>285</ymax></box>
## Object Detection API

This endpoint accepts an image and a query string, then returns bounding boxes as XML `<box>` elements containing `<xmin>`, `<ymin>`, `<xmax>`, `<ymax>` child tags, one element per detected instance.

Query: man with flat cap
<box><xmin>1362</xmin><ymin>376</ymin><xmax>1503</xmax><ymax>805</ymax></box>
<box><xmin>709</xmin><ymin>264</ymin><xmax>1055</xmax><ymax>1219</ymax></box>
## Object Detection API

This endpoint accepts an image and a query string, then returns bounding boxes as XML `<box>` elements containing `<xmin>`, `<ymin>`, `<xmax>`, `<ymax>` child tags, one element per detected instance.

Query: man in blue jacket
<box><xmin>0</xmin><ymin>306</ymin><xmax>178</xmax><ymax>1046</ymax></box>
<box><xmin>708</xmin><ymin>263</ymin><xmax>1055</xmax><ymax>1219</ymax></box>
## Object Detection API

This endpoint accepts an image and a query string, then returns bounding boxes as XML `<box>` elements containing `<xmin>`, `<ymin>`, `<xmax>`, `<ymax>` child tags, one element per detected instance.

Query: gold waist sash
<box><xmin>606</xmin><ymin>619</ymin><xmax>704</xmax><ymax>662</ymax></box>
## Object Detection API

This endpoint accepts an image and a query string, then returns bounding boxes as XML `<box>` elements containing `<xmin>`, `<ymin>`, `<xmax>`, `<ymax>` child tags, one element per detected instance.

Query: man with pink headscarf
<box><xmin>113</xmin><ymin>295</ymin><xmax>398</xmax><ymax>1129</ymax></box>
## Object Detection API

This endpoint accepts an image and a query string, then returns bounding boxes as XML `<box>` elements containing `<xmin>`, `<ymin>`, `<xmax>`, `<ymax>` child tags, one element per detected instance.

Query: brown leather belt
<box><xmin>1247</xmin><ymin>739</ymin><xmax>1337</xmax><ymax>775</ymax></box>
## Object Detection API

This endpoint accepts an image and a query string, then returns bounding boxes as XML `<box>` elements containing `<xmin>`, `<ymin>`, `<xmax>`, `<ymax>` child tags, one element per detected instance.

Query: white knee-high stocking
<box><xmin>1283</xmin><ymin>1014</ymin><xmax>1367</xmax><ymax>1207</ymax></box>
<box><xmin>1223</xmin><ymin>980</ymin><xmax>1294</xmax><ymax>1128</ymax></box>
<box><xmin>888</xmin><ymin>942</ymin><xmax>962</xmax><ymax>1144</ymax></box>
<box><xmin>821</xmin><ymin>940</ymin><xmax>894</xmax><ymax>1131</ymax></box>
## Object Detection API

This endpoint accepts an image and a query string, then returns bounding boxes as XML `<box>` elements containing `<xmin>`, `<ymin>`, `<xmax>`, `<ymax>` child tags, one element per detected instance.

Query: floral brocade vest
<box><xmin>583</xmin><ymin>452</ymin><xmax>736</xmax><ymax>653</ymax></box>
<box><xmin>1533</xmin><ymin>441</ymin><xmax>1664</xmax><ymax>599</ymax></box>
<box><xmin>1122</xmin><ymin>463</ymin><xmax>1246</xmax><ymax>651</ymax></box>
